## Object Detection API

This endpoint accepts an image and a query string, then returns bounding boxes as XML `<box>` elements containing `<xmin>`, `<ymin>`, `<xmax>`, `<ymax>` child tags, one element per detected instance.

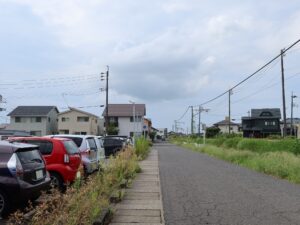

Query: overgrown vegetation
<box><xmin>134</xmin><ymin>137</ymin><xmax>150</xmax><ymax>160</ymax></box>
<box><xmin>8</xmin><ymin>147</ymin><xmax>140</xmax><ymax>225</ymax></box>
<box><xmin>171</xmin><ymin>136</ymin><xmax>300</xmax><ymax>184</ymax></box>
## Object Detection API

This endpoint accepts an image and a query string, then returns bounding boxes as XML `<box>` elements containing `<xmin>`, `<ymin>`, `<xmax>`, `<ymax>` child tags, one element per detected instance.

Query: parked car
<box><xmin>0</xmin><ymin>141</ymin><xmax>51</xmax><ymax>216</ymax></box>
<box><xmin>95</xmin><ymin>136</ymin><xmax>105</xmax><ymax>164</ymax></box>
<box><xmin>102</xmin><ymin>136</ymin><xmax>126</xmax><ymax>157</ymax></box>
<box><xmin>47</xmin><ymin>135</ymin><xmax>99</xmax><ymax>175</ymax></box>
<box><xmin>10</xmin><ymin>137</ymin><xmax>82</xmax><ymax>190</ymax></box>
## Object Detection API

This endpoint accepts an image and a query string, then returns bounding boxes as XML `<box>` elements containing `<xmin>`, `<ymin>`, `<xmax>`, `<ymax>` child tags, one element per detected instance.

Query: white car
<box><xmin>94</xmin><ymin>136</ymin><xmax>105</xmax><ymax>163</ymax></box>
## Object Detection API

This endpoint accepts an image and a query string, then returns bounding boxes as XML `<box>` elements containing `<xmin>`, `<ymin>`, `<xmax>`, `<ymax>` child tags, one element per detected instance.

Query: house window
<box><xmin>130</xmin><ymin>116</ymin><xmax>142</xmax><ymax>122</ymax></box>
<box><xmin>62</xmin><ymin>117</ymin><xmax>70</xmax><ymax>122</ymax></box>
<box><xmin>74</xmin><ymin>131</ymin><xmax>87</xmax><ymax>135</ymax></box>
<box><xmin>15</xmin><ymin>117</ymin><xmax>21</xmax><ymax>123</ymax></box>
<box><xmin>260</xmin><ymin>112</ymin><xmax>272</xmax><ymax>117</ymax></box>
<box><xmin>265</xmin><ymin>121</ymin><xmax>276</xmax><ymax>126</ymax></box>
<box><xmin>31</xmin><ymin>117</ymin><xmax>42</xmax><ymax>123</ymax></box>
<box><xmin>48</xmin><ymin>118</ymin><xmax>51</xmax><ymax>122</ymax></box>
<box><xmin>77</xmin><ymin>117</ymin><xmax>89</xmax><ymax>122</ymax></box>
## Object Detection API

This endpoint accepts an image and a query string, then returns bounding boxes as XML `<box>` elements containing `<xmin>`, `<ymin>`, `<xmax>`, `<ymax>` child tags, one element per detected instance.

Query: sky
<box><xmin>0</xmin><ymin>0</ymin><xmax>300</xmax><ymax>132</ymax></box>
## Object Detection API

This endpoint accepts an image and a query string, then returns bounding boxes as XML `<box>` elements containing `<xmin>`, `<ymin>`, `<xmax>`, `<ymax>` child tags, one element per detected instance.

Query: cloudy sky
<box><xmin>0</xmin><ymin>0</ymin><xmax>300</xmax><ymax>132</ymax></box>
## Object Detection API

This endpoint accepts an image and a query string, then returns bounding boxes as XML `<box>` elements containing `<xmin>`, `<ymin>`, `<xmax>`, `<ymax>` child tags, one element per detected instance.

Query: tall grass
<box><xmin>8</xmin><ymin>147</ymin><xmax>140</xmax><ymax>225</ymax></box>
<box><xmin>134</xmin><ymin>137</ymin><xmax>150</xmax><ymax>160</ymax></box>
<box><xmin>185</xmin><ymin>144</ymin><xmax>300</xmax><ymax>184</ymax></box>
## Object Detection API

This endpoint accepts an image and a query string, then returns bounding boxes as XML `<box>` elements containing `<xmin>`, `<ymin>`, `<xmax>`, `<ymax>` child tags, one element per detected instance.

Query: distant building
<box><xmin>102</xmin><ymin>104</ymin><xmax>146</xmax><ymax>137</ymax></box>
<box><xmin>213</xmin><ymin>117</ymin><xmax>240</xmax><ymax>134</ymax></box>
<box><xmin>157</xmin><ymin>128</ymin><xmax>168</xmax><ymax>139</ymax></box>
<box><xmin>7</xmin><ymin>106</ymin><xmax>58</xmax><ymax>136</ymax></box>
<box><xmin>242</xmin><ymin>108</ymin><xmax>281</xmax><ymax>138</ymax></box>
<box><xmin>58</xmin><ymin>107</ymin><xmax>100</xmax><ymax>135</ymax></box>
<box><xmin>143</xmin><ymin>118</ymin><xmax>152</xmax><ymax>137</ymax></box>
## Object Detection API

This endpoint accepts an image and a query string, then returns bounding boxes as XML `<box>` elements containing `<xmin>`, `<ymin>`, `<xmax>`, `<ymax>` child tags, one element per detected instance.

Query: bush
<box><xmin>206</xmin><ymin>126</ymin><xmax>220</xmax><ymax>138</ymax></box>
<box><xmin>135</xmin><ymin>137</ymin><xmax>150</xmax><ymax>160</ymax></box>
<box><xmin>223</xmin><ymin>137</ymin><xmax>242</xmax><ymax>149</ymax></box>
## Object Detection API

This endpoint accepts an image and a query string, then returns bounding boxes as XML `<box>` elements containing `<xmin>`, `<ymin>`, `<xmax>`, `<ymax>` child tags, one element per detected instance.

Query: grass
<box><xmin>134</xmin><ymin>137</ymin><xmax>150</xmax><ymax>160</ymax></box>
<box><xmin>171</xmin><ymin>136</ymin><xmax>300</xmax><ymax>184</ymax></box>
<box><xmin>8</xmin><ymin>147</ymin><xmax>140</xmax><ymax>225</ymax></box>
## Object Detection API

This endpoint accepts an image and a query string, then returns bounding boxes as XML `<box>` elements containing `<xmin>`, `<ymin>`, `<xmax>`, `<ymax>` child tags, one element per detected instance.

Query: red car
<box><xmin>10</xmin><ymin>137</ymin><xmax>81</xmax><ymax>190</ymax></box>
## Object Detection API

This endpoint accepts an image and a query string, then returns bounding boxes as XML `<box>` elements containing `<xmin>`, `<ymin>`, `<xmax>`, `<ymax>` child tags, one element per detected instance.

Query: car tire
<box><xmin>0</xmin><ymin>189</ymin><xmax>10</xmax><ymax>217</ymax></box>
<box><xmin>49</xmin><ymin>172</ymin><xmax>65</xmax><ymax>192</ymax></box>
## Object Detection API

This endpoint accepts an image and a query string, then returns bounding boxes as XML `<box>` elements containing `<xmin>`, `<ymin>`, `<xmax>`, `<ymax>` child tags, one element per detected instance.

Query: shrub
<box><xmin>135</xmin><ymin>137</ymin><xmax>150</xmax><ymax>159</ymax></box>
<box><xmin>206</xmin><ymin>126</ymin><xmax>220</xmax><ymax>138</ymax></box>
<box><xmin>223</xmin><ymin>137</ymin><xmax>242</xmax><ymax>149</ymax></box>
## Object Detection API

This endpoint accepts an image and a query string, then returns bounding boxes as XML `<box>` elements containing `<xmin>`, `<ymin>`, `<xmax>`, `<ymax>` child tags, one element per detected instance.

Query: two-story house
<box><xmin>103</xmin><ymin>104</ymin><xmax>146</xmax><ymax>137</ymax></box>
<box><xmin>58</xmin><ymin>107</ymin><xmax>100</xmax><ymax>135</ymax></box>
<box><xmin>242</xmin><ymin>108</ymin><xmax>281</xmax><ymax>138</ymax></box>
<box><xmin>7</xmin><ymin>106</ymin><xmax>59</xmax><ymax>136</ymax></box>
<box><xmin>213</xmin><ymin>117</ymin><xmax>240</xmax><ymax>134</ymax></box>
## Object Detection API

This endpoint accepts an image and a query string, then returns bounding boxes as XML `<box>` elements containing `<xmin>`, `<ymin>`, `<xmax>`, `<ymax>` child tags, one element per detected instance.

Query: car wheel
<box><xmin>50</xmin><ymin>172</ymin><xmax>65</xmax><ymax>192</ymax></box>
<box><xmin>0</xmin><ymin>190</ymin><xmax>10</xmax><ymax>217</ymax></box>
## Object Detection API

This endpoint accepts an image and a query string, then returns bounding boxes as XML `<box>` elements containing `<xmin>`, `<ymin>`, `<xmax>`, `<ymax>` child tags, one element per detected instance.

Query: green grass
<box><xmin>179</xmin><ymin>143</ymin><xmax>300</xmax><ymax>184</ymax></box>
<box><xmin>134</xmin><ymin>137</ymin><xmax>150</xmax><ymax>160</ymax></box>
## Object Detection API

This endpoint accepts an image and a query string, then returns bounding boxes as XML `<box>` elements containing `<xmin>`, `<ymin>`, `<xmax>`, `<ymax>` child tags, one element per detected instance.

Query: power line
<box><xmin>176</xmin><ymin>106</ymin><xmax>190</xmax><ymax>121</ymax></box>
<box><xmin>197</xmin><ymin>38</ymin><xmax>300</xmax><ymax>107</ymax></box>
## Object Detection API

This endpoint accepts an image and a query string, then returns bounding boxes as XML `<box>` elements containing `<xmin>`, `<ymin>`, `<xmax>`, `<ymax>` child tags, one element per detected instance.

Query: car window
<box><xmin>16</xmin><ymin>149</ymin><xmax>43</xmax><ymax>164</ymax></box>
<box><xmin>63</xmin><ymin>141</ymin><xmax>80</xmax><ymax>154</ymax></box>
<box><xmin>25</xmin><ymin>140</ymin><xmax>53</xmax><ymax>155</ymax></box>
<box><xmin>86</xmin><ymin>138</ymin><xmax>97</xmax><ymax>150</ymax></box>
<box><xmin>60</xmin><ymin>137</ymin><xmax>83</xmax><ymax>147</ymax></box>
<box><xmin>98</xmin><ymin>138</ymin><xmax>104</xmax><ymax>148</ymax></box>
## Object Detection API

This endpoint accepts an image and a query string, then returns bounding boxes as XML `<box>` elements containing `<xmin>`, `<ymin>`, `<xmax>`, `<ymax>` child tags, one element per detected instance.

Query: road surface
<box><xmin>158</xmin><ymin>143</ymin><xmax>300</xmax><ymax>225</ymax></box>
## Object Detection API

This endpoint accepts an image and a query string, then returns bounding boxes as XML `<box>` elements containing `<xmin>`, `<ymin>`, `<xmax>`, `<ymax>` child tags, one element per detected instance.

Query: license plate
<box><xmin>76</xmin><ymin>171</ymin><xmax>81</xmax><ymax>179</ymax></box>
<box><xmin>36</xmin><ymin>170</ymin><xmax>43</xmax><ymax>180</ymax></box>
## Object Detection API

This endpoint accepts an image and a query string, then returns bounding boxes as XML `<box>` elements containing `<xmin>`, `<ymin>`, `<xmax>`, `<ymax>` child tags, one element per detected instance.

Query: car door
<box><xmin>85</xmin><ymin>138</ymin><xmax>98</xmax><ymax>169</ymax></box>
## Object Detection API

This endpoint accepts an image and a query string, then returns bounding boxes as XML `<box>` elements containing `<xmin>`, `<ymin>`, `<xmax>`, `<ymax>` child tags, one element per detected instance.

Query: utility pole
<box><xmin>281</xmin><ymin>49</ymin><xmax>287</xmax><ymax>137</ymax></box>
<box><xmin>291</xmin><ymin>92</ymin><xmax>297</xmax><ymax>136</ymax></box>
<box><xmin>198</xmin><ymin>106</ymin><xmax>201</xmax><ymax>136</ymax></box>
<box><xmin>191</xmin><ymin>106</ymin><xmax>194</xmax><ymax>135</ymax></box>
<box><xmin>101</xmin><ymin>66</ymin><xmax>109</xmax><ymax>135</ymax></box>
<box><xmin>228</xmin><ymin>89</ymin><xmax>232</xmax><ymax>134</ymax></box>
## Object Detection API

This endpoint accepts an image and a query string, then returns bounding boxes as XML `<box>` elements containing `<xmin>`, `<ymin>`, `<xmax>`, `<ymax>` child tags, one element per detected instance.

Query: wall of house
<box><xmin>7</xmin><ymin>116</ymin><xmax>47</xmax><ymax>136</ymax></box>
<box><xmin>58</xmin><ymin>111</ymin><xmax>98</xmax><ymax>135</ymax></box>
<box><xmin>218</xmin><ymin>125</ymin><xmax>239</xmax><ymax>134</ymax></box>
<box><xmin>118</xmin><ymin>116</ymin><xmax>144</xmax><ymax>137</ymax></box>
<box><xmin>46</xmin><ymin>108</ymin><xmax>58</xmax><ymax>134</ymax></box>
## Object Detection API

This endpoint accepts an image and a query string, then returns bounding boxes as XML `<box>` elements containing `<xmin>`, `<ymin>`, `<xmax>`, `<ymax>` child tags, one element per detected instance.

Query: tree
<box><xmin>107</xmin><ymin>124</ymin><xmax>119</xmax><ymax>135</ymax></box>
<box><xmin>206</xmin><ymin>126</ymin><xmax>220</xmax><ymax>138</ymax></box>
<box><xmin>149</xmin><ymin>131</ymin><xmax>156</xmax><ymax>141</ymax></box>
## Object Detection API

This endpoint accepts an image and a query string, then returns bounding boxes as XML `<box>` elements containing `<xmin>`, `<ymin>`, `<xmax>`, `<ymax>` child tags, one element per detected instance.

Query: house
<box><xmin>283</xmin><ymin>118</ymin><xmax>300</xmax><ymax>136</ymax></box>
<box><xmin>58</xmin><ymin>107</ymin><xmax>100</xmax><ymax>135</ymax></box>
<box><xmin>157</xmin><ymin>128</ymin><xmax>168</xmax><ymax>139</ymax></box>
<box><xmin>102</xmin><ymin>104</ymin><xmax>146</xmax><ymax>137</ymax></box>
<box><xmin>213</xmin><ymin>117</ymin><xmax>240</xmax><ymax>134</ymax></box>
<box><xmin>143</xmin><ymin>118</ymin><xmax>152</xmax><ymax>137</ymax></box>
<box><xmin>7</xmin><ymin>106</ymin><xmax>59</xmax><ymax>136</ymax></box>
<box><xmin>242</xmin><ymin>108</ymin><xmax>281</xmax><ymax>138</ymax></box>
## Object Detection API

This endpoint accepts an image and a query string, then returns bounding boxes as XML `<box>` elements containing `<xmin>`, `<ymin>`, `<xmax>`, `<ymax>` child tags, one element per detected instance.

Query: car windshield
<box><xmin>60</xmin><ymin>137</ymin><xmax>83</xmax><ymax>147</ymax></box>
<box><xmin>86</xmin><ymin>138</ymin><xmax>97</xmax><ymax>150</ymax></box>
<box><xmin>63</xmin><ymin>141</ymin><xmax>80</xmax><ymax>154</ymax></box>
<box><xmin>16</xmin><ymin>149</ymin><xmax>43</xmax><ymax>164</ymax></box>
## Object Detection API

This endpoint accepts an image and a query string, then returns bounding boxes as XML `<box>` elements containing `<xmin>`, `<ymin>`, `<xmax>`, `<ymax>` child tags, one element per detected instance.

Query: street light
<box><xmin>291</xmin><ymin>92</ymin><xmax>297</xmax><ymax>135</ymax></box>
<box><xmin>129</xmin><ymin>100</ymin><xmax>136</xmax><ymax>144</ymax></box>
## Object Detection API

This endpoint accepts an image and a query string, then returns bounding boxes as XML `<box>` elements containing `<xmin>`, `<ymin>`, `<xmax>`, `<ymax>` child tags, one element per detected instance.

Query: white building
<box><xmin>213</xmin><ymin>117</ymin><xmax>240</xmax><ymax>134</ymax></box>
<box><xmin>7</xmin><ymin>106</ymin><xmax>59</xmax><ymax>136</ymax></box>
<box><xmin>103</xmin><ymin>104</ymin><xmax>146</xmax><ymax>137</ymax></box>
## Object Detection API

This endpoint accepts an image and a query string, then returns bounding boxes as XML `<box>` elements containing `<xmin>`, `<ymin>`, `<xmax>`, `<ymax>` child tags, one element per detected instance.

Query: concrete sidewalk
<box><xmin>110</xmin><ymin>149</ymin><xmax>165</xmax><ymax>225</ymax></box>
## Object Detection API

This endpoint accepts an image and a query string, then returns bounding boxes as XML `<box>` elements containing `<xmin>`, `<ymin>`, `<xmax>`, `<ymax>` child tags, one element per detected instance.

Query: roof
<box><xmin>0</xmin><ymin>141</ymin><xmax>38</xmax><ymax>154</ymax></box>
<box><xmin>102</xmin><ymin>104</ymin><xmax>146</xmax><ymax>117</ymax></box>
<box><xmin>7</xmin><ymin>106</ymin><xmax>58</xmax><ymax>117</ymax></box>
<box><xmin>251</xmin><ymin>108</ymin><xmax>281</xmax><ymax>118</ymax></box>
<box><xmin>214</xmin><ymin>120</ymin><xmax>239</xmax><ymax>126</ymax></box>
<box><xmin>58</xmin><ymin>107</ymin><xmax>99</xmax><ymax>118</ymax></box>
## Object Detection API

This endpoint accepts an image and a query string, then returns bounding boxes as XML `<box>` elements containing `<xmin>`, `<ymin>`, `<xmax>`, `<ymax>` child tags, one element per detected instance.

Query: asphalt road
<box><xmin>158</xmin><ymin>143</ymin><xmax>300</xmax><ymax>225</ymax></box>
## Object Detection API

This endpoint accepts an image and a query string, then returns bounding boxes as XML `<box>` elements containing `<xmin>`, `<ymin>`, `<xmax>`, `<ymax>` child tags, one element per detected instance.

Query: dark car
<box><xmin>102</xmin><ymin>137</ymin><xmax>126</xmax><ymax>157</ymax></box>
<box><xmin>0</xmin><ymin>141</ymin><xmax>51</xmax><ymax>216</ymax></box>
